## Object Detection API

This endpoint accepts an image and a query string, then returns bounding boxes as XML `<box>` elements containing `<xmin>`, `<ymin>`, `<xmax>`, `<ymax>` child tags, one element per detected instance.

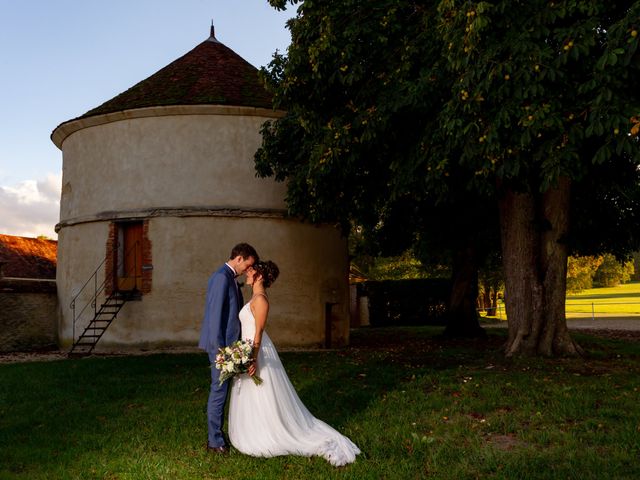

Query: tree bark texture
<box><xmin>499</xmin><ymin>178</ymin><xmax>582</xmax><ymax>356</ymax></box>
<box><xmin>444</xmin><ymin>240</ymin><xmax>486</xmax><ymax>338</ymax></box>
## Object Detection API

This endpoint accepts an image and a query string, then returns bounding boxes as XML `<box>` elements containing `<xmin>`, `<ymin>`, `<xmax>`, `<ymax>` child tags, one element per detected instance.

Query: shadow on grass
<box><xmin>0</xmin><ymin>353</ymin><xmax>211</xmax><ymax>477</ymax></box>
<box><xmin>287</xmin><ymin>326</ymin><xmax>508</xmax><ymax>430</ymax></box>
<box><xmin>4</xmin><ymin>326</ymin><xmax>638</xmax><ymax>478</ymax></box>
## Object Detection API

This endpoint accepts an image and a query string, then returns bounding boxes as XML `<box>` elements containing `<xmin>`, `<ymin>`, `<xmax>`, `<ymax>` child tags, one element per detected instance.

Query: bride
<box><xmin>228</xmin><ymin>260</ymin><xmax>361</xmax><ymax>467</ymax></box>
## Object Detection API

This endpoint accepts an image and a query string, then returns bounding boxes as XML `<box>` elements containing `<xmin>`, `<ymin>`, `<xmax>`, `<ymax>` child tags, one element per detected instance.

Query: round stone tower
<box><xmin>51</xmin><ymin>27</ymin><xmax>350</xmax><ymax>351</ymax></box>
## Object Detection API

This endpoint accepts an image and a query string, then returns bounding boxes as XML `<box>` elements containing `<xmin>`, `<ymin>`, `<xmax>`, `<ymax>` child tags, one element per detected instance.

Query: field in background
<box><xmin>481</xmin><ymin>282</ymin><xmax>640</xmax><ymax>321</ymax></box>
<box><xmin>566</xmin><ymin>281</ymin><xmax>640</xmax><ymax>318</ymax></box>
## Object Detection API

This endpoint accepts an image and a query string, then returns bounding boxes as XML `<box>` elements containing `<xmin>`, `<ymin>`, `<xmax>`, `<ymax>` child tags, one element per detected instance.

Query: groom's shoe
<box><xmin>206</xmin><ymin>444</ymin><xmax>229</xmax><ymax>455</ymax></box>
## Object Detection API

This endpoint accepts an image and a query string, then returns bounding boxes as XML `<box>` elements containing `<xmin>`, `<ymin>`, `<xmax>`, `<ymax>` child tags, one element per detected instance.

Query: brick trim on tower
<box><xmin>140</xmin><ymin>220</ymin><xmax>152</xmax><ymax>294</ymax></box>
<box><xmin>105</xmin><ymin>223</ymin><xmax>117</xmax><ymax>296</ymax></box>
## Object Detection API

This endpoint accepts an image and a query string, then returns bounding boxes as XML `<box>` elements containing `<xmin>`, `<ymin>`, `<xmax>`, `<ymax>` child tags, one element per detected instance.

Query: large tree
<box><xmin>434</xmin><ymin>0</ymin><xmax>640</xmax><ymax>355</ymax></box>
<box><xmin>258</xmin><ymin>0</ymin><xmax>640</xmax><ymax>355</ymax></box>
<box><xmin>258</xmin><ymin>0</ymin><xmax>492</xmax><ymax>337</ymax></box>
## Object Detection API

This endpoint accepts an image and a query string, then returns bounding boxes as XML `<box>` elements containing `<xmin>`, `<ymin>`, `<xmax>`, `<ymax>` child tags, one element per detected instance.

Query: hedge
<box><xmin>359</xmin><ymin>278</ymin><xmax>450</xmax><ymax>327</ymax></box>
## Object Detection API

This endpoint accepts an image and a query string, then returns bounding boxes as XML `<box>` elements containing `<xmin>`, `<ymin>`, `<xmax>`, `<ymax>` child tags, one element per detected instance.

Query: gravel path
<box><xmin>485</xmin><ymin>317</ymin><xmax>640</xmax><ymax>342</ymax></box>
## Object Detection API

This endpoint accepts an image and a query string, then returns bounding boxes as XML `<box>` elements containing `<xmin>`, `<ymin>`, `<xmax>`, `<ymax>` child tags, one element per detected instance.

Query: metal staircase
<box><xmin>68</xmin><ymin>241</ymin><xmax>140</xmax><ymax>357</ymax></box>
<box><xmin>68</xmin><ymin>291</ymin><xmax>134</xmax><ymax>357</ymax></box>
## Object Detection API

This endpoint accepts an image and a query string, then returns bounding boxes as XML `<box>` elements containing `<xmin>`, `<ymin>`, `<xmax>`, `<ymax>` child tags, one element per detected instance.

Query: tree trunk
<box><xmin>483</xmin><ymin>281</ymin><xmax>496</xmax><ymax>316</ymax></box>
<box><xmin>499</xmin><ymin>178</ymin><xmax>582</xmax><ymax>357</ymax></box>
<box><xmin>490</xmin><ymin>283</ymin><xmax>499</xmax><ymax>315</ymax></box>
<box><xmin>444</xmin><ymin>240</ymin><xmax>486</xmax><ymax>338</ymax></box>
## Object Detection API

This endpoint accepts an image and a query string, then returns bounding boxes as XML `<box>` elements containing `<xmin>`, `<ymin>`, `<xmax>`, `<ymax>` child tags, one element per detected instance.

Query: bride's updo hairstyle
<box><xmin>253</xmin><ymin>260</ymin><xmax>279</xmax><ymax>288</ymax></box>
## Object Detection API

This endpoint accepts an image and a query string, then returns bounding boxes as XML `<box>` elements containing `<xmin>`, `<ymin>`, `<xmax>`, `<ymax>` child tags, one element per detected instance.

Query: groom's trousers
<box><xmin>207</xmin><ymin>351</ymin><xmax>230</xmax><ymax>447</ymax></box>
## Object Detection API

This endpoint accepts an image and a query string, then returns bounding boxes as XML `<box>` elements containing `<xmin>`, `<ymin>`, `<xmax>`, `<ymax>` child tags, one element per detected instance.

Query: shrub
<box><xmin>593</xmin><ymin>254</ymin><xmax>635</xmax><ymax>287</ymax></box>
<box><xmin>566</xmin><ymin>255</ymin><xmax>603</xmax><ymax>293</ymax></box>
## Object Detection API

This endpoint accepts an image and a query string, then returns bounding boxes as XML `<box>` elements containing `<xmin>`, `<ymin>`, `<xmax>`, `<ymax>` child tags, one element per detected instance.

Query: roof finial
<box><xmin>208</xmin><ymin>20</ymin><xmax>220</xmax><ymax>43</ymax></box>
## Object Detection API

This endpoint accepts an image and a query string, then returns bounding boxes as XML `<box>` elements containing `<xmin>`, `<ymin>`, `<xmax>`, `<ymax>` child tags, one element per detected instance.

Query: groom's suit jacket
<box><xmin>198</xmin><ymin>264</ymin><xmax>243</xmax><ymax>354</ymax></box>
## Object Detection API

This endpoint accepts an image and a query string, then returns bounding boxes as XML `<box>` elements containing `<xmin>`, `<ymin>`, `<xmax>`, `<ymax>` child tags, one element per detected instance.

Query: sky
<box><xmin>0</xmin><ymin>0</ymin><xmax>294</xmax><ymax>239</ymax></box>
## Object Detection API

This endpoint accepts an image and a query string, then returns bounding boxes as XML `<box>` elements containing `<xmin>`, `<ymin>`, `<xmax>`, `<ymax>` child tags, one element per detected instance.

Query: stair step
<box><xmin>69</xmin><ymin>288</ymin><xmax>131</xmax><ymax>356</ymax></box>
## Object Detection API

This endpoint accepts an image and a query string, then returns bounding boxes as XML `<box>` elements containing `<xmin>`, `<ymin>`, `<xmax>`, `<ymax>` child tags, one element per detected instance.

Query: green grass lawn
<box><xmin>566</xmin><ymin>281</ymin><xmax>640</xmax><ymax>317</ymax></box>
<box><xmin>1</xmin><ymin>327</ymin><xmax>639</xmax><ymax>479</ymax></box>
<box><xmin>483</xmin><ymin>281</ymin><xmax>640</xmax><ymax>321</ymax></box>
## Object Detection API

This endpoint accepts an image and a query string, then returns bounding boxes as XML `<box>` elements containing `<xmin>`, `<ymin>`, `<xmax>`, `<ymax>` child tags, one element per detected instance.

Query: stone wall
<box><xmin>0</xmin><ymin>278</ymin><xmax>58</xmax><ymax>352</ymax></box>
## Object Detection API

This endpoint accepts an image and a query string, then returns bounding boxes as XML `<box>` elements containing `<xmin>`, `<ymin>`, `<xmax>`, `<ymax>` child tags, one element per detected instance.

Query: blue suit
<box><xmin>198</xmin><ymin>264</ymin><xmax>243</xmax><ymax>448</ymax></box>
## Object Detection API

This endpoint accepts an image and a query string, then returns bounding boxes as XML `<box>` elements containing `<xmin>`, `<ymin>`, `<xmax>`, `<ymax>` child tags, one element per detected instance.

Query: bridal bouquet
<box><xmin>214</xmin><ymin>340</ymin><xmax>263</xmax><ymax>386</ymax></box>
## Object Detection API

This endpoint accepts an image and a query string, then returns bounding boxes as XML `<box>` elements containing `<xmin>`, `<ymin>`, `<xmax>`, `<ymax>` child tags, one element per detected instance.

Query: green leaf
<box><xmin>585</xmin><ymin>124</ymin><xmax>594</xmax><ymax>137</ymax></box>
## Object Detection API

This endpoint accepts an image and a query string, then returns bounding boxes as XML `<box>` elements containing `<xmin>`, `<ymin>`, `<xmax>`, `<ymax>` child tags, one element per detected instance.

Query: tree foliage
<box><xmin>633</xmin><ymin>251</ymin><xmax>640</xmax><ymax>280</ymax></box>
<box><xmin>433</xmin><ymin>1</ymin><xmax>640</xmax><ymax>192</ymax></box>
<box><xmin>258</xmin><ymin>0</ymin><xmax>640</xmax><ymax>237</ymax></box>
<box><xmin>566</xmin><ymin>255</ymin><xmax>603</xmax><ymax>292</ymax></box>
<box><xmin>258</xmin><ymin>0</ymin><xmax>448</xmax><ymax>233</ymax></box>
<box><xmin>257</xmin><ymin>0</ymin><xmax>640</xmax><ymax>355</ymax></box>
<box><xmin>593</xmin><ymin>253</ymin><xmax>635</xmax><ymax>287</ymax></box>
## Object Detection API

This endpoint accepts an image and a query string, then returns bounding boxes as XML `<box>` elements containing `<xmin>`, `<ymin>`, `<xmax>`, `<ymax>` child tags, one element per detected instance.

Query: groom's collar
<box><xmin>225</xmin><ymin>262</ymin><xmax>237</xmax><ymax>277</ymax></box>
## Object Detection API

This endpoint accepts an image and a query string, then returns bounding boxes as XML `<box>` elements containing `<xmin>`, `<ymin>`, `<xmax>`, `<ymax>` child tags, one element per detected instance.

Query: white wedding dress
<box><xmin>228</xmin><ymin>301</ymin><xmax>361</xmax><ymax>467</ymax></box>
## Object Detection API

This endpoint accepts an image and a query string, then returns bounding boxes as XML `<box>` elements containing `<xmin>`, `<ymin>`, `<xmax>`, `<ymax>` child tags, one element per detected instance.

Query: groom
<box><xmin>199</xmin><ymin>242</ymin><xmax>258</xmax><ymax>454</ymax></box>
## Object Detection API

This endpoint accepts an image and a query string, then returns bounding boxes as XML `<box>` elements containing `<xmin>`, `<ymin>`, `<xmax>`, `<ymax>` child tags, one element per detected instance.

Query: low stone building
<box><xmin>51</xmin><ymin>27</ymin><xmax>350</xmax><ymax>352</ymax></box>
<box><xmin>0</xmin><ymin>235</ymin><xmax>58</xmax><ymax>352</ymax></box>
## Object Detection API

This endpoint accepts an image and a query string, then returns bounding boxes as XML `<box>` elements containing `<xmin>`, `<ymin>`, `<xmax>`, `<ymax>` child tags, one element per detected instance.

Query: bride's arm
<box><xmin>249</xmin><ymin>296</ymin><xmax>269</xmax><ymax>375</ymax></box>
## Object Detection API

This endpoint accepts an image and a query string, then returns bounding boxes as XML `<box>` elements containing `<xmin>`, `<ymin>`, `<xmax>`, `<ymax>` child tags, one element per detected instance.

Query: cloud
<box><xmin>0</xmin><ymin>173</ymin><xmax>61</xmax><ymax>239</ymax></box>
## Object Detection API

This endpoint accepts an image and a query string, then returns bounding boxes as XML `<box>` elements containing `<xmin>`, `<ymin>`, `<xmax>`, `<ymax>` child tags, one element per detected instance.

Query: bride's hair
<box><xmin>253</xmin><ymin>260</ymin><xmax>279</xmax><ymax>288</ymax></box>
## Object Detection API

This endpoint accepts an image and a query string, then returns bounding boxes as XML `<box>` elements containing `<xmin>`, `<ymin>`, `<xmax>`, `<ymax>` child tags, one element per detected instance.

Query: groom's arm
<box><xmin>206</xmin><ymin>274</ymin><xmax>229</xmax><ymax>352</ymax></box>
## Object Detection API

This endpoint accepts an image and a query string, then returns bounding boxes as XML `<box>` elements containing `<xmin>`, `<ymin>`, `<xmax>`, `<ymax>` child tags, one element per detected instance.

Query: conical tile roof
<box><xmin>81</xmin><ymin>27</ymin><xmax>273</xmax><ymax>119</ymax></box>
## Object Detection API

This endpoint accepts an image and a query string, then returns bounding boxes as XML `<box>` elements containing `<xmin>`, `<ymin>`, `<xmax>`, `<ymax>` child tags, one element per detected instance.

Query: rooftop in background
<box><xmin>74</xmin><ymin>25</ymin><xmax>273</xmax><ymax>122</ymax></box>
<box><xmin>0</xmin><ymin>235</ymin><xmax>57</xmax><ymax>279</ymax></box>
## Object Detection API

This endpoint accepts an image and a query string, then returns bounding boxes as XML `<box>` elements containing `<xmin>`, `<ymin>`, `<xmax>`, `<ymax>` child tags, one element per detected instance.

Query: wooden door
<box><xmin>117</xmin><ymin>222</ymin><xmax>142</xmax><ymax>291</ymax></box>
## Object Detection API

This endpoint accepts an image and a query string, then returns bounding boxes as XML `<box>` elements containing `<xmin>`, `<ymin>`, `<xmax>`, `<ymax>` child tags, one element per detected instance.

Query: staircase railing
<box><xmin>70</xmin><ymin>241</ymin><xmax>140</xmax><ymax>343</ymax></box>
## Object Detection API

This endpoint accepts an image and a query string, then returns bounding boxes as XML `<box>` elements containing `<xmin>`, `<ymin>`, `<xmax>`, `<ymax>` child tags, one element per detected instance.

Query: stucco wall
<box><xmin>59</xmin><ymin>112</ymin><xmax>286</xmax><ymax>222</ymax></box>
<box><xmin>0</xmin><ymin>278</ymin><xmax>58</xmax><ymax>352</ymax></box>
<box><xmin>55</xmin><ymin>108</ymin><xmax>350</xmax><ymax>351</ymax></box>
<box><xmin>57</xmin><ymin>216</ymin><xmax>349</xmax><ymax>350</ymax></box>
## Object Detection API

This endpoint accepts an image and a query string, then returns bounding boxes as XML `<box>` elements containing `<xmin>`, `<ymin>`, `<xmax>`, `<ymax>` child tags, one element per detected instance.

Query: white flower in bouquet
<box><xmin>214</xmin><ymin>339</ymin><xmax>262</xmax><ymax>386</ymax></box>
